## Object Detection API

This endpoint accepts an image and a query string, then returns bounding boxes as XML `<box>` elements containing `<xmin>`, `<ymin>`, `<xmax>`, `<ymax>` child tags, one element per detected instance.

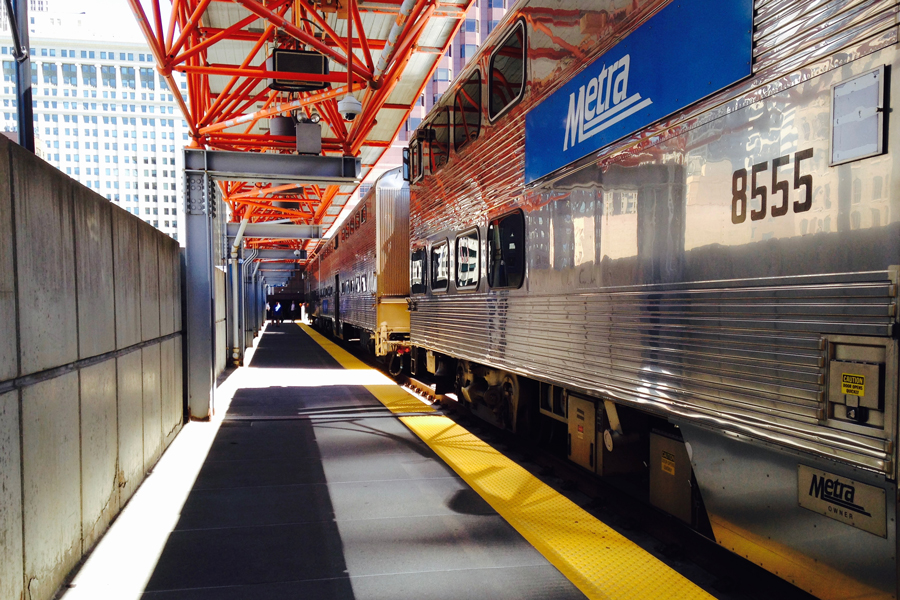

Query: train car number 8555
<box><xmin>731</xmin><ymin>148</ymin><xmax>814</xmax><ymax>224</ymax></box>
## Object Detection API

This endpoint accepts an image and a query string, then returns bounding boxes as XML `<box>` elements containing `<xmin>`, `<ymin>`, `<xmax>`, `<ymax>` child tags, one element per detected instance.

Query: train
<box><xmin>307</xmin><ymin>0</ymin><xmax>900</xmax><ymax>597</ymax></box>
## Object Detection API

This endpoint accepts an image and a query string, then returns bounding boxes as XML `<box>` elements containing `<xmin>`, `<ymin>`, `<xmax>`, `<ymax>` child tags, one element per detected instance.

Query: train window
<box><xmin>489</xmin><ymin>22</ymin><xmax>525</xmax><ymax>120</ymax></box>
<box><xmin>456</xmin><ymin>229</ymin><xmax>479</xmax><ymax>289</ymax></box>
<box><xmin>361</xmin><ymin>205</ymin><xmax>367</xmax><ymax>223</ymax></box>
<box><xmin>488</xmin><ymin>210</ymin><xmax>525</xmax><ymax>289</ymax></box>
<box><xmin>454</xmin><ymin>71</ymin><xmax>481</xmax><ymax>152</ymax></box>
<box><xmin>429</xmin><ymin>107</ymin><xmax>450</xmax><ymax>171</ymax></box>
<box><xmin>431</xmin><ymin>241</ymin><xmax>450</xmax><ymax>291</ymax></box>
<box><xmin>409</xmin><ymin>138</ymin><xmax>423</xmax><ymax>182</ymax></box>
<box><xmin>411</xmin><ymin>248</ymin><xmax>427</xmax><ymax>294</ymax></box>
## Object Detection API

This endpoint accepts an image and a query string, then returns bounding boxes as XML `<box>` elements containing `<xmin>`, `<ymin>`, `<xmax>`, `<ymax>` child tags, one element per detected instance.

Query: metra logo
<box><xmin>808</xmin><ymin>474</ymin><xmax>871</xmax><ymax>517</ymax></box>
<box><xmin>563</xmin><ymin>54</ymin><xmax>654</xmax><ymax>152</ymax></box>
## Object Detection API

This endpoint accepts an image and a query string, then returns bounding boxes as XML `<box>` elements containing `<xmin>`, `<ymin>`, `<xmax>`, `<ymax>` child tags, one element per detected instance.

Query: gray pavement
<box><xmin>138</xmin><ymin>324</ymin><xmax>585</xmax><ymax>599</ymax></box>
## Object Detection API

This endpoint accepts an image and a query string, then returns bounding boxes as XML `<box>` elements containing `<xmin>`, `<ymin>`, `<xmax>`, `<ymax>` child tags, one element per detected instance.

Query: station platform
<box><xmin>61</xmin><ymin>324</ymin><xmax>713</xmax><ymax>600</ymax></box>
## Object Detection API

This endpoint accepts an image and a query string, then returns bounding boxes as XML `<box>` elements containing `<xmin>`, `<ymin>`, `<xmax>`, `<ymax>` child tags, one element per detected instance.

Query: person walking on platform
<box><xmin>266</xmin><ymin>301</ymin><xmax>271</xmax><ymax>322</ymax></box>
<box><xmin>290</xmin><ymin>301</ymin><xmax>297</xmax><ymax>322</ymax></box>
<box><xmin>274</xmin><ymin>301</ymin><xmax>283</xmax><ymax>326</ymax></box>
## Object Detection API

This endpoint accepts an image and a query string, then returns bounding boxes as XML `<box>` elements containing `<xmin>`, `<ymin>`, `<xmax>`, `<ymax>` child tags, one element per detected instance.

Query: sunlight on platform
<box><xmin>59</xmin><ymin>344</ymin><xmax>419</xmax><ymax>600</ymax></box>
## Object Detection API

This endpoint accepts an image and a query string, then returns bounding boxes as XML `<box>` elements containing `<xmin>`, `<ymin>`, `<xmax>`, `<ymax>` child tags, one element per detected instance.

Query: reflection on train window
<box><xmin>430</xmin><ymin>107</ymin><xmax>450</xmax><ymax>171</ymax></box>
<box><xmin>411</xmin><ymin>248</ymin><xmax>427</xmax><ymax>294</ymax></box>
<box><xmin>489</xmin><ymin>22</ymin><xmax>525</xmax><ymax>119</ymax></box>
<box><xmin>454</xmin><ymin>71</ymin><xmax>481</xmax><ymax>152</ymax></box>
<box><xmin>456</xmin><ymin>229</ymin><xmax>480</xmax><ymax>289</ymax></box>
<box><xmin>488</xmin><ymin>210</ymin><xmax>525</xmax><ymax>289</ymax></box>
<box><xmin>431</xmin><ymin>241</ymin><xmax>450</xmax><ymax>291</ymax></box>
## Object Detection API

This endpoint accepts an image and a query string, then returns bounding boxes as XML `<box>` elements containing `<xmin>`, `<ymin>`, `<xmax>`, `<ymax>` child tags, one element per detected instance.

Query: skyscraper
<box><xmin>1</xmin><ymin>1</ymin><xmax>189</xmax><ymax>243</ymax></box>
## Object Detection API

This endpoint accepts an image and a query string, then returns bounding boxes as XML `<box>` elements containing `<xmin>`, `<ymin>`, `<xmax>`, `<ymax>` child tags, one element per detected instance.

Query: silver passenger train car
<box><xmin>402</xmin><ymin>0</ymin><xmax>900</xmax><ymax>597</ymax></box>
<box><xmin>309</xmin><ymin>168</ymin><xmax>410</xmax><ymax>357</ymax></box>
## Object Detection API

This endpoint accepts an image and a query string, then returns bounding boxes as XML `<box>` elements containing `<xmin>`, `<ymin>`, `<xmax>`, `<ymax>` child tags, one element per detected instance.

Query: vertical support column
<box><xmin>10</xmin><ymin>0</ymin><xmax>34</xmax><ymax>152</ymax></box>
<box><xmin>184</xmin><ymin>168</ymin><xmax>216</xmax><ymax>419</ymax></box>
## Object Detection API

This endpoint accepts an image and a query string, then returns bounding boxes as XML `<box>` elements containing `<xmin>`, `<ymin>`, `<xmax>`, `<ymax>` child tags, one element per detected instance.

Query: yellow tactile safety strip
<box><xmin>300</xmin><ymin>324</ymin><xmax>435</xmax><ymax>414</ymax></box>
<box><xmin>301</xmin><ymin>323</ymin><xmax>713</xmax><ymax>600</ymax></box>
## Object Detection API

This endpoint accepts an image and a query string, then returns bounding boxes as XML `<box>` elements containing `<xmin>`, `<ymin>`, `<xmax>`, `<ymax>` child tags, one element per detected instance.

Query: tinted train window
<box><xmin>431</xmin><ymin>241</ymin><xmax>450</xmax><ymax>291</ymax></box>
<box><xmin>454</xmin><ymin>71</ymin><xmax>481</xmax><ymax>152</ymax></box>
<box><xmin>488</xmin><ymin>211</ymin><xmax>525</xmax><ymax>289</ymax></box>
<box><xmin>456</xmin><ymin>229</ymin><xmax>479</xmax><ymax>289</ymax></box>
<box><xmin>429</xmin><ymin>107</ymin><xmax>450</xmax><ymax>171</ymax></box>
<box><xmin>411</xmin><ymin>248</ymin><xmax>427</xmax><ymax>294</ymax></box>
<box><xmin>489</xmin><ymin>22</ymin><xmax>525</xmax><ymax>119</ymax></box>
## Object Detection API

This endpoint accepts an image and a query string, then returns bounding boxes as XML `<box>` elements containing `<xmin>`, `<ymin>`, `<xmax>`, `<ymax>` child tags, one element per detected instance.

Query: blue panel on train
<box><xmin>524</xmin><ymin>0</ymin><xmax>752</xmax><ymax>184</ymax></box>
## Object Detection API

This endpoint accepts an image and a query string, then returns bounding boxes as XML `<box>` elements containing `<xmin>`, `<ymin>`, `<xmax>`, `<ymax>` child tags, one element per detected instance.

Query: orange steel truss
<box><xmin>126</xmin><ymin>0</ymin><xmax>469</xmax><ymax>261</ymax></box>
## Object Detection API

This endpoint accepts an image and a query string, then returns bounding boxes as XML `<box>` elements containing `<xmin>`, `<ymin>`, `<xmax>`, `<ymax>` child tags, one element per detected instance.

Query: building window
<box><xmin>464</xmin><ymin>18</ymin><xmax>477</xmax><ymax>33</ymax></box>
<box><xmin>121</xmin><ymin>67</ymin><xmax>135</xmax><ymax>89</ymax></box>
<box><xmin>81</xmin><ymin>64</ymin><xmax>97</xmax><ymax>88</ymax></box>
<box><xmin>488</xmin><ymin>210</ymin><xmax>525</xmax><ymax>288</ymax></box>
<box><xmin>41</xmin><ymin>63</ymin><xmax>58</xmax><ymax>85</ymax></box>
<box><xmin>139</xmin><ymin>68</ymin><xmax>155</xmax><ymax>90</ymax></box>
<box><xmin>433</xmin><ymin>68</ymin><xmax>451</xmax><ymax>82</ymax></box>
<box><xmin>61</xmin><ymin>63</ymin><xmax>77</xmax><ymax>86</ymax></box>
<box><xmin>489</xmin><ymin>22</ymin><xmax>525</xmax><ymax>119</ymax></box>
<box><xmin>461</xmin><ymin>44</ymin><xmax>477</xmax><ymax>60</ymax></box>
<box><xmin>101</xmin><ymin>65</ymin><xmax>116</xmax><ymax>88</ymax></box>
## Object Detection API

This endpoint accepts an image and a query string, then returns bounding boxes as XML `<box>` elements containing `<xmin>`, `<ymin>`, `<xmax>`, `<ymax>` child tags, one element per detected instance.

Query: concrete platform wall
<box><xmin>0</xmin><ymin>136</ymin><xmax>185</xmax><ymax>600</ymax></box>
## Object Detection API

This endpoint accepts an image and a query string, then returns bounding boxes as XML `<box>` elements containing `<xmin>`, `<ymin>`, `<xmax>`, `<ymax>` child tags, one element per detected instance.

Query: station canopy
<box><xmin>127</xmin><ymin>0</ymin><xmax>469</xmax><ymax>264</ymax></box>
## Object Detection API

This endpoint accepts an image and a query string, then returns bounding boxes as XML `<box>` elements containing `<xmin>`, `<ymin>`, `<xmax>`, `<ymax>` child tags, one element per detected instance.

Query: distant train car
<box><xmin>403</xmin><ymin>0</ymin><xmax>900</xmax><ymax>598</ymax></box>
<box><xmin>311</xmin><ymin>168</ymin><xmax>410</xmax><ymax>357</ymax></box>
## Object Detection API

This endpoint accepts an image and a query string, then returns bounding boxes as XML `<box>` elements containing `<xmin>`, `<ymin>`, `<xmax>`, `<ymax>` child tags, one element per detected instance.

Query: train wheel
<box><xmin>499</xmin><ymin>373</ymin><xmax>520</xmax><ymax>432</ymax></box>
<box><xmin>455</xmin><ymin>362</ymin><xmax>471</xmax><ymax>403</ymax></box>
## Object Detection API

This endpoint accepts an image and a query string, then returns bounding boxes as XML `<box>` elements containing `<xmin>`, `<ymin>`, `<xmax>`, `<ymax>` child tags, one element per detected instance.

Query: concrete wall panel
<box><xmin>116</xmin><ymin>351</ymin><xmax>143</xmax><ymax>505</ymax></box>
<box><xmin>13</xmin><ymin>149</ymin><xmax>77</xmax><ymax>375</ymax></box>
<box><xmin>74</xmin><ymin>188</ymin><xmax>116</xmax><ymax>359</ymax></box>
<box><xmin>160</xmin><ymin>338</ymin><xmax>176</xmax><ymax>448</ymax></box>
<box><xmin>140</xmin><ymin>224</ymin><xmax>161</xmax><ymax>342</ymax></box>
<box><xmin>0</xmin><ymin>137</ymin><xmax>17</xmax><ymax>382</ymax></box>
<box><xmin>158</xmin><ymin>239</ymin><xmax>176</xmax><ymax>336</ymax></box>
<box><xmin>0</xmin><ymin>390</ymin><xmax>23</xmax><ymax>600</ymax></box>
<box><xmin>142</xmin><ymin>344</ymin><xmax>162</xmax><ymax>470</ymax></box>
<box><xmin>174</xmin><ymin>335</ymin><xmax>183</xmax><ymax>429</ymax></box>
<box><xmin>80</xmin><ymin>360</ymin><xmax>119</xmax><ymax>551</ymax></box>
<box><xmin>22</xmin><ymin>372</ymin><xmax>81</xmax><ymax>600</ymax></box>
<box><xmin>113</xmin><ymin>209</ymin><xmax>141</xmax><ymax>349</ymax></box>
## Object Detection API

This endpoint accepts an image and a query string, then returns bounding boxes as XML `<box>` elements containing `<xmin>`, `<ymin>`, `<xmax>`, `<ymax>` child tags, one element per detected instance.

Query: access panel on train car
<box><xmin>524</xmin><ymin>0</ymin><xmax>753</xmax><ymax>184</ymax></box>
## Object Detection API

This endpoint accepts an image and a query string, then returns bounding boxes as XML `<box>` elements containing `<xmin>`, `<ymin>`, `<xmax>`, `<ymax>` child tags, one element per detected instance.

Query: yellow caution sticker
<box><xmin>661</xmin><ymin>450</ymin><xmax>676</xmax><ymax>475</ymax></box>
<box><xmin>841</xmin><ymin>373</ymin><xmax>865</xmax><ymax>396</ymax></box>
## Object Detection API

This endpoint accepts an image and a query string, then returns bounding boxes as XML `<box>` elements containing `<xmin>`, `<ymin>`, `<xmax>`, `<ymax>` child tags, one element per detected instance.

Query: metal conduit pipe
<box><xmin>372</xmin><ymin>0</ymin><xmax>417</xmax><ymax>81</ymax></box>
<box><xmin>231</xmin><ymin>217</ymin><xmax>250</xmax><ymax>364</ymax></box>
<box><xmin>242</xmin><ymin>248</ymin><xmax>258</xmax><ymax>345</ymax></box>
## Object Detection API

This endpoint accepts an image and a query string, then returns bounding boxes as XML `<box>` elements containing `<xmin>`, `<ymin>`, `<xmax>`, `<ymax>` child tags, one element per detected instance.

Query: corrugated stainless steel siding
<box><xmin>411</xmin><ymin>272</ymin><xmax>895</xmax><ymax>471</ymax></box>
<box><xmin>752</xmin><ymin>0</ymin><xmax>899</xmax><ymax>75</ymax></box>
<box><xmin>377</xmin><ymin>186</ymin><xmax>410</xmax><ymax>298</ymax></box>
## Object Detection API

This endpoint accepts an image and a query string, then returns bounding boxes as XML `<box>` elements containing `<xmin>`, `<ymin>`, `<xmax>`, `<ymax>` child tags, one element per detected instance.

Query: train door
<box><xmin>333</xmin><ymin>273</ymin><xmax>341</xmax><ymax>336</ymax></box>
